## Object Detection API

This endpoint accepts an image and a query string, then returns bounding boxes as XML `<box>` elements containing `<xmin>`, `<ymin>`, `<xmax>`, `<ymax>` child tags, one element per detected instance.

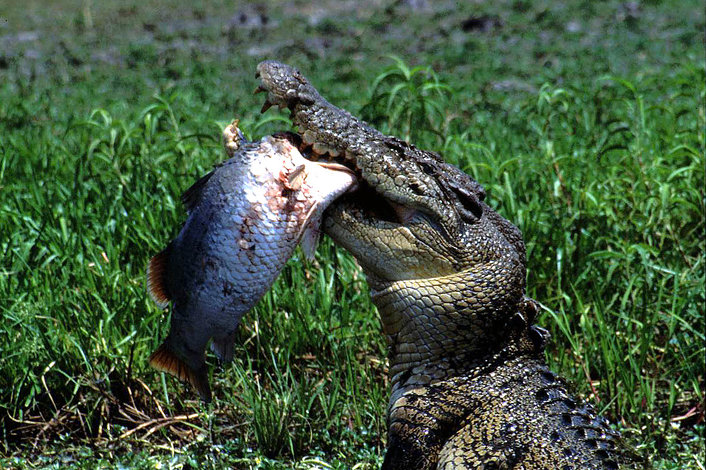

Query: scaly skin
<box><xmin>256</xmin><ymin>61</ymin><xmax>637</xmax><ymax>469</ymax></box>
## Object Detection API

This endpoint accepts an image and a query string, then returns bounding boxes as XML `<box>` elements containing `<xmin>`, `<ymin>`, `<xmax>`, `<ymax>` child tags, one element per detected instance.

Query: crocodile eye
<box><xmin>420</xmin><ymin>162</ymin><xmax>435</xmax><ymax>175</ymax></box>
<box><xmin>452</xmin><ymin>186</ymin><xmax>483</xmax><ymax>221</ymax></box>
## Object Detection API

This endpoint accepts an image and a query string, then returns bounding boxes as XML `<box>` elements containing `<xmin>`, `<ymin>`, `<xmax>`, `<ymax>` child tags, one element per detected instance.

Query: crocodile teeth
<box><xmin>312</xmin><ymin>142</ymin><xmax>328</xmax><ymax>155</ymax></box>
<box><xmin>312</xmin><ymin>143</ymin><xmax>341</xmax><ymax>159</ymax></box>
<box><xmin>302</xmin><ymin>130</ymin><xmax>316</xmax><ymax>145</ymax></box>
<box><xmin>260</xmin><ymin>100</ymin><xmax>273</xmax><ymax>113</ymax></box>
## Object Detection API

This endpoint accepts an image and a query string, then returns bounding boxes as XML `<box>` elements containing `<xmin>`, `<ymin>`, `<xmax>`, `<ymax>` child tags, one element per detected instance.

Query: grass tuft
<box><xmin>1</xmin><ymin>0</ymin><xmax>703</xmax><ymax>467</ymax></box>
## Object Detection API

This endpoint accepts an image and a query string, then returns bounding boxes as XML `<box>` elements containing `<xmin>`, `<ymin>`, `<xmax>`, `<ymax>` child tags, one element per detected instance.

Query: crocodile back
<box><xmin>383</xmin><ymin>340</ymin><xmax>636</xmax><ymax>470</ymax></box>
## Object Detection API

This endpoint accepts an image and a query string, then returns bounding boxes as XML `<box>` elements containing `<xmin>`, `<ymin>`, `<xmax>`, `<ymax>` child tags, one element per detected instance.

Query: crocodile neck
<box><xmin>367</xmin><ymin>268</ymin><xmax>525</xmax><ymax>397</ymax></box>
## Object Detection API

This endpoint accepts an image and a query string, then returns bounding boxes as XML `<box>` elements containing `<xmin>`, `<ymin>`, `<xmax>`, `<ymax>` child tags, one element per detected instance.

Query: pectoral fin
<box><xmin>210</xmin><ymin>332</ymin><xmax>237</xmax><ymax>365</ymax></box>
<box><xmin>299</xmin><ymin>223</ymin><xmax>320</xmax><ymax>261</ymax></box>
<box><xmin>149</xmin><ymin>341</ymin><xmax>212</xmax><ymax>402</ymax></box>
<box><xmin>181</xmin><ymin>170</ymin><xmax>215</xmax><ymax>213</ymax></box>
<box><xmin>147</xmin><ymin>245</ymin><xmax>172</xmax><ymax>308</ymax></box>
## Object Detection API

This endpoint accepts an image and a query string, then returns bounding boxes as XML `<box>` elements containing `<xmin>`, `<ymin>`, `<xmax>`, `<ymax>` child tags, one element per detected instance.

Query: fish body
<box><xmin>148</xmin><ymin>121</ymin><xmax>356</xmax><ymax>401</ymax></box>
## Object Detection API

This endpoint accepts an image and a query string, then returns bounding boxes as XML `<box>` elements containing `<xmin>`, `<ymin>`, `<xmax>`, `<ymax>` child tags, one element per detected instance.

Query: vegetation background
<box><xmin>0</xmin><ymin>0</ymin><xmax>703</xmax><ymax>468</ymax></box>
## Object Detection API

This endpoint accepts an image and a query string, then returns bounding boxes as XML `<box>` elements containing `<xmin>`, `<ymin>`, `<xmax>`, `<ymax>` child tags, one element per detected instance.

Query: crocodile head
<box><xmin>257</xmin><ymin>61</ymin><xmax>528</xmax><ymax>385</ymax></box>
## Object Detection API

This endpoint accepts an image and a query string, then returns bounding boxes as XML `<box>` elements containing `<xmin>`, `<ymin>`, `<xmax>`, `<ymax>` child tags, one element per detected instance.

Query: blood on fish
<box><xmin>147</xmin><ymin>120</ymin><xmax>357</xmax><ymax>401</ymax></box>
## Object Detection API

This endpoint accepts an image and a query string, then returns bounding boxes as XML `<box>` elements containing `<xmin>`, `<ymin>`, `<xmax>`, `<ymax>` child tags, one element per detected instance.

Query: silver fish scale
<box><xmin>149</xmin><ymin>126</ymin><xmax>356</xmax><ymax>400</ymax></box>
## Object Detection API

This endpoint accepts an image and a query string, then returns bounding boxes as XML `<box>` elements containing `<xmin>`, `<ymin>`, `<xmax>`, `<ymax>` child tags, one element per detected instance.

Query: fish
<box><xmin>147</xmin><ymin>120</ymin><xmax>357</xmax><ymax>401</ymax></box>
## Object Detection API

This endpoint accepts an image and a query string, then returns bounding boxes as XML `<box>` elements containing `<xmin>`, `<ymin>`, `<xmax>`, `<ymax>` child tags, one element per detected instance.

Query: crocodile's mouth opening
<box><xmin>273</xmin><ymin>131</ymin><xmax>358</xmax><ymax>172</ymax></box>
<box><xmin>273</xmin><ymin>130</ymin><xmax>405</xmax><ymax>226</ymax></box>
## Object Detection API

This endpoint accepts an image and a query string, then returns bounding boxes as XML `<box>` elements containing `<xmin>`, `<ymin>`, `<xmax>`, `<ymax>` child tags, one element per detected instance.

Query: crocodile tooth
<box><xmin>260</xmin><ymin>100</ymin><xmax>273</xmax><ymax>113</ymax></box>
<box><xmin>312</xmin><ymin>142</ymin><xmax>328</xmax><ymax>155</ymax></box>
<box><xmin>311</xmin><ymin>142</ymin><xmax>328</xmax><ymax>155</ymax></box>
<box><xmin>302</xmin><ymin>130</ymin><xmax>316</xmax><ymax>145</ymax></box>
<box><xmin>343</xmin><ymin>149</ymin><xmax>360</xmax><ymax>171</ymax></box>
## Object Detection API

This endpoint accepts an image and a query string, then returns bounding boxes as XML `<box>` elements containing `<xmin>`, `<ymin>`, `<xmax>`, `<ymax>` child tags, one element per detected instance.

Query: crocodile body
<box><xmin>256</xmin><ymin>61</ymin><xmax>637</xmax><ymax>469</ymax></box>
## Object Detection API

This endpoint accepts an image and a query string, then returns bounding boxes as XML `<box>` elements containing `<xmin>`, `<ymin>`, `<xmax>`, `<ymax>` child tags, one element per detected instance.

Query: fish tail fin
<box><xmin>149</xmin><ymin>340</ymin><xmax>212</xmax><ymax>402</ymax></box>
<box><xmin>147</xmin><ymin>245</ymin><xmax>172</xmax><ymax>308</ymax></box>
<box><xmin>210</xmin><ymin>333</ymin><xmax>236</xmax><ymax>365</ymax></box>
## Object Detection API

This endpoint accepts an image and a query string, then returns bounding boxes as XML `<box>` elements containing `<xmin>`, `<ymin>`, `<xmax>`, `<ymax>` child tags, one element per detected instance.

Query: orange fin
<box><xmin>147</xmin><ymin>245</ymin><xmax>172</xmax><ymax>308</ymax></box>
<box><xmin>149</xmin><ymin>341</ymin><xmax>212</xmax><ymax>402</ymax></box>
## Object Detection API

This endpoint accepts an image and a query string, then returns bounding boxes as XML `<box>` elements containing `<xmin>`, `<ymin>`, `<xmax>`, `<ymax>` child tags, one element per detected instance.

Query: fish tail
<box><xmin>149</xmin><ymin>340</ymin><xmax>212</xmax><ymax>402</ymax></box>
<box><xmin>147</xmin><ymin>244</ymin><xmax>172</xmax><ymax>308</ymax></box>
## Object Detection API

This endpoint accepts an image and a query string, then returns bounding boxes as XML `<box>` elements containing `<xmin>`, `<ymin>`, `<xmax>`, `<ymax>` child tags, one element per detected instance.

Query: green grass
<box><xmin>1</xmin><ymin>0</ymin><xmax>704</xmax><ymax>468</ymax></box>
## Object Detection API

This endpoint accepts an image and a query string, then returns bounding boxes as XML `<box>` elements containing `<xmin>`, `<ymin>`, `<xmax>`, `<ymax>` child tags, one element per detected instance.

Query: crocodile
<box><xmin>255</xmin><ymin>61</ymin><xmax>637</xmax><ymax>469</ymax></box>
